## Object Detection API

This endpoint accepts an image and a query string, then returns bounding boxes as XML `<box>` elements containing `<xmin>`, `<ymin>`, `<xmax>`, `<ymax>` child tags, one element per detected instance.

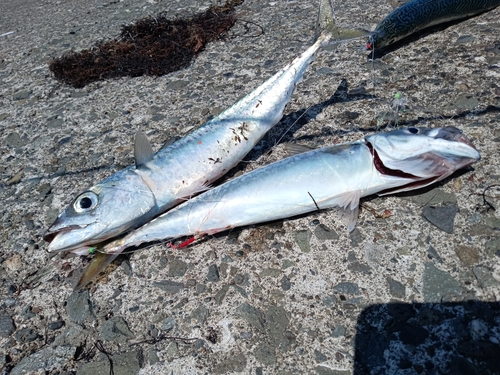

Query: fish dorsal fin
<box><xmin>284</xmin><ymin>143</ymin><xmax>316</xmax><ymax>156</ymax></box>
<box><xmin>336</xmin><ymin>190</ymin><xmax>361</xmax><ymax>232</ymax></box>
<box><xmin>134</xmin><ymin>131</ymin><xmax>154</xmax><ymax>168</ymax></box>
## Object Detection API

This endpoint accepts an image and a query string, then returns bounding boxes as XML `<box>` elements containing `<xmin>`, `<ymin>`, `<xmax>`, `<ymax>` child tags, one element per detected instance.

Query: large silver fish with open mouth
<box><xmin>366</xmin><ymin>0</ymin><xmax>500</xmax><ymax>50</ymax></box>
<box><xmin>44</xmin><ymin>0</ymin><xmax>366</xmax><ymax>254</ymax></box>
<box><xmin>101</xmin><ymin>126</ymin><xmax>480</xmax><ymax>258</ymax></box>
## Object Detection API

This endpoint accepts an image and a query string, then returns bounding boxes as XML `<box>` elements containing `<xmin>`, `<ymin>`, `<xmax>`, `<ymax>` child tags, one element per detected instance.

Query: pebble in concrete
<box><xmin>153</xmin><ymin>280</ymin><xmax>184</xmax><ymax>293</ymax></box>
<box><xmin>10</xmin><ymin>346</ymin><xmax>76</xmax><ymax>375</ymax></box>
<box><xmin>76</xmin><ymin>349</ymin><xmax>143</xmax><ymax>375</ymax></box>
<box><xmin>293</xmin><ymin>230</ymin><xmax>312</xmax><ymax>252</ymax></box>
<box><xmin>0</xmin><ymin>316</ymin><xmax>15</xmax><ymax>337</ymax></box>
<box><xmin>66</xmin><ymin>290</ymin><xmax>93</xmax><ymax>324</ymax></box>
<box><xmin>422</xmin><ymin>263</ymin><xmax>463</xmax><ymax>302</ymax></box>
<box><xmin>100</xmin><ymin>316</ymin><xmax>135</xmax><ymax>343</ymax></box>
<box><xmin>422</xmin><ymin>204</ymin><xmax>459</xmax><ymax>233</ymax></box>
<box><xmin>207</xmin><ymin>264</ymin><xmax>220</xmax><ymax>282</ymax></box>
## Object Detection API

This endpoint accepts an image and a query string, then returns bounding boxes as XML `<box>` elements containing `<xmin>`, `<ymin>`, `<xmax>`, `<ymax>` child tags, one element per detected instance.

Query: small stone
<box><xmin>166</xmin><ymin>80</ymin><xmax>189</xmax><ymax>90</ymax></box>
<box><xmin>213</xmin><ymin>353</ymin><xmax>247</xmax><ymax>374</ymax></box>
<box><xmin>280</xmin><ymin>330</ymin><xmax>296</xmax><ymax>352</ymax></box>
<box><xmin>6</xmin><ymin>132</ymin><xmax>27</xmax><ymax>148</ymax></box>
<box><xmin>422</xmin><ymin>205</ymin><xmax>458</xmax><ymax>233</ymax></box>
<box><xmin>348</xmin><ymin>261</ymin><xmax>371</xmax><ymax>274</ymax></box>
<box><xmin>427</xmin><ymin>245</ymin><xmax>443</xmax><ymax>262</ymax></box>
<box><xmin>349</xmin><ymin>228</ymin><xmax>364</xmax><ymax>247</ymax></box>
<box><xmin>162</xmin><ymin>317</ymin><xmax>175</xmax><ymax>331</ymax></box>
<box><xmin>153</xmin><ymin>280</ymin><xmax>184</xmax><ymax>293</ymax></box>
<box><xmin>254</xmin><ymin>343</ymin><xmax>276</xmax><ymax>365</ymax></box>
<box><xmin>332</xmin><ymin>325</ymin><xmax>346</xmax><ymax>338</ymax></box>
<box><xmin>0</xmin><ymin>316</ymin><xmax>15</xmax><ymax>337</ymax></box>
<box><xmin>12</xmin><ymin>89</ymin><xmax>32</xmax><ymax>101</ymax></box>
<box><xmin>260</xmin><ymin>268</ymin><xmax>281</xmax><ymax>277</ymax></box>
<box><xmin>52</xmin><ymin>325</ymin><xmax>86</xmax><ymax>347</ymax></box>
<box><xmin>281</xmin><ymin>276</ymin><xmax>291</xmax><ymax>291</ymax></box>
<box><xmin>233</xmin><ymin>273</ymin><xmax>245</xmax><ymax>285</ymax></box>
<box><xmin>454</xmin><ymin>245</ymin><xmax>480</xmax><ymax>266</ymax></box>
<box><xmin>456</xmin><ymin>34</ymin><xmax>475</xmax><ymax>43</ymax></box>
<box><xmin>485</xmin><ymin>238</ymin><xmax>500</xmax><ymax>257</ymax></box>
<box><xmin>265</xmin><ymin>306</ymin><xmax>289</xmax><ymax>346</ymax></box>
<box><xmin>387</xmin><ymin>277</ymin><xmax>406</xmax><ymax>298</ymax></box>
<box><xmin>333</xmin><ymin>282</ymin><xmax>360</xmax><ymax>295</ymax></box>
<box><xmin>322</xmin><ymin>295</ymin><xmax>337</xmax><ymax>307</ymax></box>
<box><xmin>14</xmin><ymin>328</ymin><xmax>39</xmax><ymax>343</ymax></box>
<box><xmin>405</xmin><ymin>188</ymin><xmax>457</xmax><ymax>206</ymax></box>
<box><xmin>294</xmin><ymin>230</ymin><xmax>311</xmax><ymax>253</ymax></box>
<box><xmin>236</xmin><ymin>303</ymin><xmax>264</xmax><ymax>330</ymax></box>
<box><xmin>66</xmin><ymin>290</ymin><xmax>93</xmax><ymax>324</ymax></box>
<box><xmin>191</xmin><ymin>305</ymin><xmax>209</xmax><ymax>324</ymax></box>
<box><xmin>164</xmin><ymin>341</ymin><xmax>179</xmax><ymax>360</ymax></box>
<box><xmin>450</xmin><ymin>92</ymin><xmax>479</xmax><ymax>110</ymax></box>
<box><xmin>147</xmin><ymin>350</ymin><xmax>160</xmax><ymax>365</ymax></box>
<box><xmin>168</xmin><ymin>258</ymin><xmax>188</xmax><ymax>277</ymax></box>
<box><xmin>207</xmin><ymin>264</ymin><xmax>220</xmax><ymax>282</ymax></box>
<box><xmin>314</xmin><ymin>350</ymin><xmax>327</xmax><ymax>363</ymax></box>
<box><xmin>100</xmin><ymin>317</ymin><xmax>134</xmax><ymax>343</ymax></box>
<box><xmin>47</xmin><ymin>320</ymin><xmax>65</xmax><ymax>331</ymax></box>
<box><xmin>314</xmin><ymin>224</ymin><xmax>339</xmax><ymax>240</ymax></box>
<box><xmin>473</xmin><ymin>266</ymin><xmax>500</xmax><ymax>288</ymax></box>
<box><xmin>422</xmin><ymin>263</ymin><xmax>463</xmax><ymax>302</ymax></box>
<box><xmin>11</xmin><ymin>346</ymin><xmax>76</xmax><ymax>375</ymax></box>
<box><xmin>214</xmin><ymin>285</ymin><xmax>229</xmax><ymax>305</ymax></box>
<box><xmin>76</xmin><ymin>349</ymin><xmax>143</xmax><ymax>375</ymax></box>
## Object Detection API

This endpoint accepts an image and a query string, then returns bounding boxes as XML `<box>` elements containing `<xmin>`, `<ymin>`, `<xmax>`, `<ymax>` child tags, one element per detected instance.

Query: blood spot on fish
<box><xmin>198</xmin><ymin>141</ymin><xmax>203</xmax><ymax>144</ymax></box>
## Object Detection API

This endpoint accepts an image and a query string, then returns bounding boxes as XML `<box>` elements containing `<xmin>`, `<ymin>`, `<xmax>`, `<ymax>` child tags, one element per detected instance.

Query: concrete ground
<box><xmin>0</xmin><ymin>0</ymin><xmax>499</xmax><ymax>374</ymax></box>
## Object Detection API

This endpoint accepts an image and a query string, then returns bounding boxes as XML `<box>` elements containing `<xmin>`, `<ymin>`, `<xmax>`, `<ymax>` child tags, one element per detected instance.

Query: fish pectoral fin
<box><xmin>334</xmin><ymin>190</ymin><xmax>361</xmax><ymax>232</ymax></box>
<box><xmin>134</xmin><ymin>130</ymin><xmax>154</xmax><ymax>168</ymax></box>
<box><xmin>74</xmin><ymin>252</ymin><xmax>119</xmax><ymax>290</ymax></box>
<box><xmin>284</xmin><ymin>143</ymin><xmax>316</xmax><ymax>156</ymax></box>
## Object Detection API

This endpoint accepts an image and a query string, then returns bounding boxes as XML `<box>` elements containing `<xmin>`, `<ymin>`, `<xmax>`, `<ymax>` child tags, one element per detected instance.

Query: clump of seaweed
<box><xmin>49</xmin><ymin>0</ymin><xmax>244</xmax><ymax>88</ymax></box>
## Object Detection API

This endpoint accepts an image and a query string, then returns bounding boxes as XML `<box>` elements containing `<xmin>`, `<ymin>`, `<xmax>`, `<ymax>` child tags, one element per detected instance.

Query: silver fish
<box><xmin>44</xmin><ymin>0</ymin><xmax>365</xmax><ymax>254</ymax></box>
<box><xmin>102</xmin><ymin>126</ymin><xmax>480</xmax><ymax>257</ymax></box>
<box><xmin>367</xmin><ymin>0</ymin><xmax>500</xmax><ymax>50</ymax></box>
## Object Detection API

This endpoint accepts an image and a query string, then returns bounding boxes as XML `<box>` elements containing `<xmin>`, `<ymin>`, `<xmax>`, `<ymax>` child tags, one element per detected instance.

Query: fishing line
<box><xmin>273</xmin><ymin>104</ymin><xmax>313</xmax><ymax>149</ymax></box>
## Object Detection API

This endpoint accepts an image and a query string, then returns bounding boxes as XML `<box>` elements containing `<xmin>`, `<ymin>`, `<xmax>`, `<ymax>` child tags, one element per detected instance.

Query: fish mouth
<box><xmin>43</xmin><ymin>225</ymin><xmax>84</xmax><ymax>243</ymax></box>
<box><xmin>44</xmin><ymin>225</ymin><xmax>100</xmax><ymax>253</ymax></box>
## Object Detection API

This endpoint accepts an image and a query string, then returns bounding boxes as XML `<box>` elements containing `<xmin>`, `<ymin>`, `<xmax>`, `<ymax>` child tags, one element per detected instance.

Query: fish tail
<box><xmin>316</xmin><ymin>0</ymin><xmax>369</xmax><ymax>43</ymax></box>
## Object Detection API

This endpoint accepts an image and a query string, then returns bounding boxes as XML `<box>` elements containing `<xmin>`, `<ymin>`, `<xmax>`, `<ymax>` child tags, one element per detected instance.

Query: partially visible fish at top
<box><xmin>43</xmin><ymin>0</ymin><xmax>367</xmax><ymax>254</ymax></box>
<box><xmin>366</xmin><ymin>0</ymin><xmax>500</xmax><ymax>50</ymax></box>
<box><xmin>97</xmin><ymin>126</ymin><xmax>479</xmax><ymax>277</ymax></box>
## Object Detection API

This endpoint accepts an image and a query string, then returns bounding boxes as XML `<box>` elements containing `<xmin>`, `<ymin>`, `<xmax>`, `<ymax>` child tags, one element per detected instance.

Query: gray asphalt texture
<box><xmin>1</xmin><ymin>0</ymin><xmax>499</xmax><ymax>374</ymax></box>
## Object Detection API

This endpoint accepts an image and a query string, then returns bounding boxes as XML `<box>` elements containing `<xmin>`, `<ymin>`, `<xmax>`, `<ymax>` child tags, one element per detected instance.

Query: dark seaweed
<box><xmin>49</xmin><ymin>0</ymin><xmax>243</xmax><ymax>88</ymax></box>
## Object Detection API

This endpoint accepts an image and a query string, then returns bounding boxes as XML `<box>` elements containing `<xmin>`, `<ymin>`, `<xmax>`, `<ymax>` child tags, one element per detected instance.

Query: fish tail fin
<box><xmin>316</xmin><ymin>0</ymin><xmax>369</xmax><ymax>43</ymax></box>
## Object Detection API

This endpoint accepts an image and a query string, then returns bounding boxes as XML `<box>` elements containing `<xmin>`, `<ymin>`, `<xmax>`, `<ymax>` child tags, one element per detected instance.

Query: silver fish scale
<box><xmin>371</xmin><ymin>0</ymin><xmax>500</xmax><ymax>48</ymax></box>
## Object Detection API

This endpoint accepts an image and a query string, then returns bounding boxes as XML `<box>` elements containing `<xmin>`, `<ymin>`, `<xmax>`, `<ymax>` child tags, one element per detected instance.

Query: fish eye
<box><xmin>407</xmin><ymin>127</ymin><xmax>419</xmax><ymax>134</ymax></box>
<box><xmin>73</xmin><ymin>192</ymin><xmax>98</xmax><ymax>213</ymax></box>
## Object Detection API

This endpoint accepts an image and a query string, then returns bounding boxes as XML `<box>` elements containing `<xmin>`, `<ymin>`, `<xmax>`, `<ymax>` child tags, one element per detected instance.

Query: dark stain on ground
<box><xmin>49</xmin><ymin>0</ymin><xmax>244</xmax><ymax>88</ymax></box>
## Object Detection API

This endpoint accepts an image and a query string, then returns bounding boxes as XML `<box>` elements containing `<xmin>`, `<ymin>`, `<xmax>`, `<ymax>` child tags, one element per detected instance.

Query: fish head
<box><xmin>44</xmin><ymin>169</ymin><xmax>157</xmax><ymax>252</ymax></box>
<box><xmin>366</xmin><ymin>21</ymin><xmax>398</xmax><ymax>50</ymax></box>
<box><xmin>366</xmin><ymin>126</ymin><xmax>480</xmax><ymax>192</ymax></box>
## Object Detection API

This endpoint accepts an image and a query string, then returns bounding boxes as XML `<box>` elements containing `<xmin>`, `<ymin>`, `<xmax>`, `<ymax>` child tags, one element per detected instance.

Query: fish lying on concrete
<box><xmin>100</xmin><ymin>126</ymin><xmax>480</xmax><ymax>259</ymax></box>
<box><xmin>367</xmin><ymin>0</ymin><xmax>500</xmax><ymax>50</ymax></box>
<box><xmin>44</xmin><ymin>0</ymin><xmax>366</xmax><ymax>255</ymax></box>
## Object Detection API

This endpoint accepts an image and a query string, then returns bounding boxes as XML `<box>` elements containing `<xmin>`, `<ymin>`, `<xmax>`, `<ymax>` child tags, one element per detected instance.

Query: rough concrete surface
<box><xmin>1</xmin><ymin>0</ymin><xmax>500</xmax><ymax>374</ymax></box>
